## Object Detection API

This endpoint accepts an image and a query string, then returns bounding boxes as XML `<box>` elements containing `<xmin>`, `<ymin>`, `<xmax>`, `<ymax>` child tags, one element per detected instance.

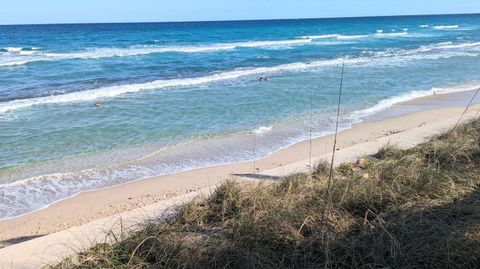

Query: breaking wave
<box><xmin>0</xmin><ymin>39</ymin><xmax>330</xmax><ymax>67</ymax></box>
<box><xmin>433</xmin><ymin>25</ymin><xmax>459</xmax><ymax>30</ymax></box>
<box><xmin>352</xmin><ymin>83</ymin><xmax>480</xmax><ymax>118</ymax></box>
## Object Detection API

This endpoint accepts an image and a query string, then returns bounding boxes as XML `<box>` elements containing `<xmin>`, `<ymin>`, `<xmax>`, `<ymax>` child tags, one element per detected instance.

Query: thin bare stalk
<box><xmin>253</xmin><ymin>130</ymin><xmax>257</xmax><ymax>175</ymax></box>
<box><xmin>309</xmin><ymin>86</ymin><xmax>314</xmax><ymax>173</ymax></box>
<box><xmin>453</xmin><ymin>87</ymin><xmax>480</xmax><ymax>131</ymax></box>
<box><xmin>323</xmin><ymin>59</ymin><xmax>345</xmax><ymax>214</ymax></box>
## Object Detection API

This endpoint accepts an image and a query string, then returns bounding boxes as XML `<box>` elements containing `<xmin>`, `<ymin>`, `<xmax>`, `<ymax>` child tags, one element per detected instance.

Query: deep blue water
<box><xmin>1</xmin><ymin>14</ymin><xmax>480</xmax><ymax>219</ymax></box>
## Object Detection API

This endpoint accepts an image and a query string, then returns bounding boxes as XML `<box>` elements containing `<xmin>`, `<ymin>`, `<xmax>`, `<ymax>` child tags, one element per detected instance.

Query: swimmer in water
<box><xmin>95</xmin><ymin>103</ymin><xmax>102</xmax><ymax>109</ymax></box>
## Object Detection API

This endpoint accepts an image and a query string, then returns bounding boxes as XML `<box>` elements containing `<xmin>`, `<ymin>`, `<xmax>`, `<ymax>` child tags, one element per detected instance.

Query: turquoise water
<box><xmin>1</xmin><ymin>14</ymin><xmax>480</xmax><ymax>219</ymax></box>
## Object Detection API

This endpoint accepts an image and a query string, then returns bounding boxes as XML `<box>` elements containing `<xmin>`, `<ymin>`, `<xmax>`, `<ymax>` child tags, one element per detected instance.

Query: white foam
<box><xmin>0</xmin><ymin>39</ymin><xmax>322</xmax><ymax>67</ymax></box>
<box><xmin>1</xmin><ymin>47</ymin><xmax>41</xmax><ymax>53</ymax></box>
<box><xmin>0</xmin><ymin>46</ymin><xmax>233</xmax><ymax>67</ymax></box>
<box><xmin>416</xmin><ymin>41</ymin><xmax>480</xmax><ymax>53</ymax></box>
<box><xmin>298</xmin><ymin>34</ymin><xmax>364</xmax><ymax>40</ymax></box>
<box><xmin>420</xmin><ymin>24</ymin><xmax>430</xmax><ymax>28</ymax></box>
<box><xmin>373</xmin><ymin>32</ymin><xmax>408</xmax><ymax>38</ymax></box>
<box><xmin>76</xmin><ymin>40</ymin><xmax>311</xmax><ymax>56</ymax></box>
<box><xmin>297</xmin><ymin>31</ymin><xmax>411</xmax><ymax>41</ymax></box>
<box><xmin>237</xmin><ymin>39</ymin><xmax>312</xmax><ymax>47</ymax></box>
<box><xmin>433</xmin><ymin>25</ymin><xmax>459</xmax><ymax>30</ymax></box>
<box><xmin>253</xmin><ymin>126</ymin><xmax>273</xmax><ymax>134</ymax></box>
<box><xmin>2</xmin><ymin>47</ymin><xmax>23</xmax><ymax>53</ymax></box>
<box><xmin>297</xmin><ymin>34</ymin><xmax>339</xmax><ymax>39</ymax></box>
<box><xmin>336</xmin><ymin>34</ymin><xmax>369</xmax><ymax>40</ymax></box>
<box><xmin>0</xmin><ymin>60</ymin><xmax>31</xmax><ymax>67</ymax></box>
<box><xmin>352</xmin><ymin>83</ymin><xmax>480</xmax><ymax>118</ymax></box>
<box><xmin>0</xmin><ymin>31</ymin><xmax>417</xmax><ymax>67</ymax></box>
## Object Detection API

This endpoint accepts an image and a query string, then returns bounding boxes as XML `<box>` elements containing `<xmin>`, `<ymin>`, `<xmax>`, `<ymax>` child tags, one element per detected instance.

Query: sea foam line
<box><xmin>0</xmin><ymin>39</ymin><xmax>320</xmax><ymax>67</ymax></box>
<box><xmin>0</xmin><ymin>47</ymin><xmax>40</xmax><ymax>53</ymax></box>
<box><xmin>351</xmin><ymin>83</ymin><xmax>480</xmax><ymax>118</ymax></box>
<box><xmin>433</xmin><ymin>25</ymin><xmax>459</xmax><ymax>30</ymax></box>
<box><xmin>0</xmin><ymin>31</ymin><xmax>414</xmax><ymax>67</ymax></box>
<box><xmin>297</xmin><ymin>31</ymin><xmax>409</xmax><ymax>40</ymax></box>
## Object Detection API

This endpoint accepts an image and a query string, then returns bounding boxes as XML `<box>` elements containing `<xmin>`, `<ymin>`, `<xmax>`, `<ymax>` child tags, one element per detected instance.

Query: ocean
<box><xmin>1</xmin><ymin>14</ymin><xmax>480</xmax><ymax>219</ymax></box>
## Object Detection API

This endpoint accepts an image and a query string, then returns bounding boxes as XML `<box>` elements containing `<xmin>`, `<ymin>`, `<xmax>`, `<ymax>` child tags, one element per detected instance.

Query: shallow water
<box><xmin>1</xmin><ymin>14</ymin><xmax>480</xmax><ymax>219</ymax></box>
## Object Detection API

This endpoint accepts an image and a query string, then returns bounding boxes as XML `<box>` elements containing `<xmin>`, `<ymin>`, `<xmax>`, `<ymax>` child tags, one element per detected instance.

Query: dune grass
<box><xmin>55</xmin><ymin>119</ymin><xmax>480</xmax><ymax>269</ymax></box>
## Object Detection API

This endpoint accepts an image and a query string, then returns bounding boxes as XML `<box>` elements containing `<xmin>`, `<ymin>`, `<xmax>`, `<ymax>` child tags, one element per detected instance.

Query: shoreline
<box><xmin>2</xmin><ymin>84</ymin><xmax>479</xmax><ymax>222</ymax></box>
<box><xmin>0</xmin><ymin>89</ymin><xmax>479</xmax><ymax>248</ymax></box>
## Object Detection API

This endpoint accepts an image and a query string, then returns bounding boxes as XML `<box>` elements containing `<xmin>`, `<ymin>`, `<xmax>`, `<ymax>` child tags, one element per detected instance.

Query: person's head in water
<box><xmin>95</xmin><ymin>103</ymin><xmax>102</xmax><ymax>109</ymax></box>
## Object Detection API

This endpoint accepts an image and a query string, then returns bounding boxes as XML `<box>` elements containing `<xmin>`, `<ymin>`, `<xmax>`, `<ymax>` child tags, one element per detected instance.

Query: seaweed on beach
<box><xmin>54</xmin><ymin>118</ymin><xmax>480</xmax><ymax>269</ymax></box>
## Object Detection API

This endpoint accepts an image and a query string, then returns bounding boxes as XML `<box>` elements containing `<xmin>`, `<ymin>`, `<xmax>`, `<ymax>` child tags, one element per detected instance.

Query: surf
<box><xmin>0</xmin><ymin>30</ymin><xmax>420</xmax><ymax>68</ymax></box>
<box><xmin>1</xmin><ymin>40</ymin><xmax>480</xmax><ymax>114</ymax></box>
<box><xmin>0</xmin><ymin>39</ymin><xmax>324</xmax><ymax>67</ymax></box>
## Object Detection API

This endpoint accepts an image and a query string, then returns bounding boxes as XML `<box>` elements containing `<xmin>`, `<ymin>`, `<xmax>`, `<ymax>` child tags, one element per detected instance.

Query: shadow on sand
<box><xmin>231</xmin><ymin>173</ymin><xmax>281</xmax><ymax>180</ymax></box>
<box><xmin>0</xmin><ymin>234</ymin><xmax>46</xmax><ymax>249</ymax></box>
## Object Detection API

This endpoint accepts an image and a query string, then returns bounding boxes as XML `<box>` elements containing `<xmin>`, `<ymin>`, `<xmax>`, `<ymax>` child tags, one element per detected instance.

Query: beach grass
<box><xmin>54</xmin><ymin>118</ymin><xmax>480</xmax><ymax>269</ymax></box>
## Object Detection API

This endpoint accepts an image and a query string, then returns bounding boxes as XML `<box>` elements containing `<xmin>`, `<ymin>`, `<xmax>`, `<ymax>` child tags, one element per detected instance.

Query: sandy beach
<box><xmin>1</xmin><ymin>88</ymin><xmax>479</xmax><ymax>258</ymax></box>
<box><xmin>2</xmin><ymin>8</ymin><xmax>480</xmax><ymax>268</ymax></box>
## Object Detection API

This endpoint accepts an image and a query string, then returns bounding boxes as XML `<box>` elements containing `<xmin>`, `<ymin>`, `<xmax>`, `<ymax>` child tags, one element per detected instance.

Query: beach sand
<box><xmin>0</xmin><ymin>91</ymin><xmax>479</xmax><ymax>268</ymax></box>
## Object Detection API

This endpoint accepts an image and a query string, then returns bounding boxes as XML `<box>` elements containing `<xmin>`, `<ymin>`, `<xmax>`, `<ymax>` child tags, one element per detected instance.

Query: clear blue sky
<box><xmin>1</xmin><ymin>0</ymin><xmax>480</xmax><ymax>25</ymax></box>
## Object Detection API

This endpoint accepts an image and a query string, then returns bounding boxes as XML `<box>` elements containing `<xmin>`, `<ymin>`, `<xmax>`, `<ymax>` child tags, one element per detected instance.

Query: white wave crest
<box><xmin>253</xmin><ymin>126</ymin><xmax>273</xmax><ymax>134</ymax></box>
<box><xmin>433</xmin><ymin>25</ymin><xmax>459</xmax><ymax>30</ymax></box>
<box><xmin>299</xmin><ymin>34</ymin><xmax>368</xmax><ymax>40</ymax></box>
<box><xmin>336</xmin><ymin>34</ymin><xmax>369</xmax><ymax>40</ymax></box>
<box><xmin>64</xmin><ymin>40</ymin><xmax>314</xmax><ymax>57</ymax></box>
<box><xmin>352</xmin><ymin>83</ymin><xmax>480</xmax><ymax>118</ymax></box>
<box><xmin>0</xmin><ymin>30</ymin><xmax>416</xmax><ymax>67</ymax></box>
<box><xmin>416</xmin><ymin>41</ymin><xmax>480</xmax><ymax>53</ymax></box>
<box><xmin>373</xmin><ymin>32</ymin><xmax>408</xmax><ymax>38</ymax></box>
<box><xmin>2</xmin><ymin>47</ymin><xmax>23</xmax><ymax>53</ymax></box>
<box><xmin>237</xmin><ymin>39</ymin><xmax>311</xmax><ymax>47</ymax></box>
<box><xmin>0</xmin><ymin>60</ymin><xmax>31</xmax><ymax>67</ymax></box>
<box><xmin>297</xmin><ymin>34</ymin><xmax>339</xmax><ymax>39</ymax></box>
<box><xmin>0</xmin><ymin>39</ymin><xmax>321</xmax><ymax>67</ymax></box>
<box><xmin>297</xmin><ymin>31</ymin><xmax>408</xmax><ymax>40</ymax></box>
<box><xmin>0</xmin><ymin>47</ymin><xmax>41</xmax><ymax>53</ymax></box>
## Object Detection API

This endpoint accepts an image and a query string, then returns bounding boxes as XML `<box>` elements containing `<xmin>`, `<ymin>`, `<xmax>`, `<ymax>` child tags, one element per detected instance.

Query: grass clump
<box><xmin>55</xmin><ymin>119</ymin><xmax>480</xmax><ymax>269</ymax></box>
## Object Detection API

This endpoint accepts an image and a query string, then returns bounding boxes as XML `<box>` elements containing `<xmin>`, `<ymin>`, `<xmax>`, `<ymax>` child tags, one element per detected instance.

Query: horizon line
<box><xmin>1</xmin><ymin>12</ymin><xmax>479</xmax><ymax>27</ymax></box>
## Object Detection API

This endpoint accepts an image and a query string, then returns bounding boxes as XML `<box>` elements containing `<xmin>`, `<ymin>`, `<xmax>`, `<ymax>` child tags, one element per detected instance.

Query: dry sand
<box><xmin>0</xmin><ymin>94</ymin><xmax>479</xmax><ymax>268</ymax></box>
